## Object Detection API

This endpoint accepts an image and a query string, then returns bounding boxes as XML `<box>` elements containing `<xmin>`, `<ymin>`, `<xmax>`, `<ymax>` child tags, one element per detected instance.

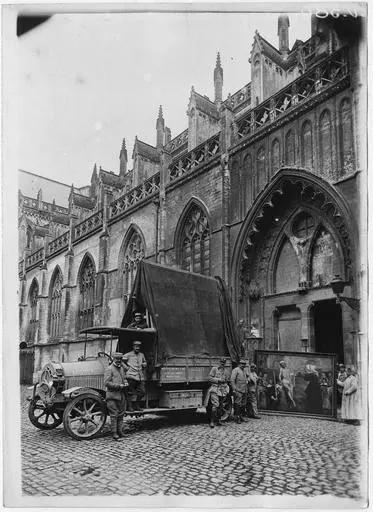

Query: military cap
<box><xmin>219</xmin><ymin>357</ymin><xmax>227</xmax><ymax>364</ymax></box>
<box><xmin>239</xmin><ymin>359</ymin><xmax>247</xmax><ymax>365</ymax></box>
<box><xmin>113</xmin><ymin>352</ymin><xmax>124</xmax><ymax>359</ymax></box>
<box><xmin>250</xmin><ymin>363</ymin><xmax>257</xmax><ymax>369</ymax></box>
<box><xmin>134</xmin><ymin>312</ymin><xmax>143</xmax><ymax>317</ymax></box>
<box><xmin>133</xmin><ymin>340</ymin><xmax>142</xmax><ymax>346</ymax></box>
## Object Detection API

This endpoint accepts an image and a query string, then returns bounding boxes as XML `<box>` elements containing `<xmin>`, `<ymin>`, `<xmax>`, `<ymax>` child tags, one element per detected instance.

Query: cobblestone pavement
<box><xmin>21</xmin><ymin>389</ymin><xmax>362</xmax><ymax>498</ymax></box>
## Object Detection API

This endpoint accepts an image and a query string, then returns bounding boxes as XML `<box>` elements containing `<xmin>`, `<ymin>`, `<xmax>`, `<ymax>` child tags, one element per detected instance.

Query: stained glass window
<box><xmin>78</xmin><ymin>256</ymin><xmax>96</xmax><ymax>330</ymax></box>
<box><xmin>180</xmin><ymin>206</ymin><xmax>210</xmax><ymax>275</ymax></box>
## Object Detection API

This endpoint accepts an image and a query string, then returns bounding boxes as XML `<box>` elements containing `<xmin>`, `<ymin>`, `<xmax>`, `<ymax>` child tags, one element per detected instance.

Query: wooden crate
<box><xmin>159</xmin><ymin>389</ymin><xmax>203</xmax><ymax>409</ymax></box>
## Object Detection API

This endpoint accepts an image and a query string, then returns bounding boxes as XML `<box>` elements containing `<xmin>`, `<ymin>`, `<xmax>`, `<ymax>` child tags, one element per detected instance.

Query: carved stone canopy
<box><xmin>236</xmin><ymin>168</ymin><xmax>356</xmax><ymax>300</ymax></box>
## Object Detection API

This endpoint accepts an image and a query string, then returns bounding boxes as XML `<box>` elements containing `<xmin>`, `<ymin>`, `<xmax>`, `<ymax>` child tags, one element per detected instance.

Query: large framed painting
<box><xmin>255</xmin><ymin>350</ymin><xmax>337</xmax><ymax>418</ymax></box>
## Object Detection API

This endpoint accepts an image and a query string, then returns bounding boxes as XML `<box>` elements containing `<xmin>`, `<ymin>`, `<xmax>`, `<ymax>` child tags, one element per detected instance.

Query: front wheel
<box><xmin>28</xmin><ymin>396</ymin><xmax>63</xmax><ymax>430</ymax></box>
<box><xmin>63</xmin><ymin>393</ymin><xmax>107</xmax><ymax>440</ymax></box>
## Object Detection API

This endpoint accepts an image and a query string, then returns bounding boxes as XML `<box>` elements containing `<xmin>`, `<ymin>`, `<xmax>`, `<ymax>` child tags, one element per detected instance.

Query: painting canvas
<box><xmin>255</xmin><ymin>350</ymin><xmax>337</xmax><ymax>418</ymax></box>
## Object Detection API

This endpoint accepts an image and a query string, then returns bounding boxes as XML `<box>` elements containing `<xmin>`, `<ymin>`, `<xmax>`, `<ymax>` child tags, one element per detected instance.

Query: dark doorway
<box><xmin>313</xmin><ymin>299</ymin><xmax>344</xmax><ymax>363</ymax></box>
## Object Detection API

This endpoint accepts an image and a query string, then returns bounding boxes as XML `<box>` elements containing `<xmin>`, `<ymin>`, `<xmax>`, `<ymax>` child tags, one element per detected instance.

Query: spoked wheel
<box><xmin>63</xmin><ymin>392</ymin><xmax>107</xmax><ymax>440</ymax></box>
<box><xmin>28</xmin><ymin>396</ymin><xmax>63</xmax><ymax>430</ymax></box>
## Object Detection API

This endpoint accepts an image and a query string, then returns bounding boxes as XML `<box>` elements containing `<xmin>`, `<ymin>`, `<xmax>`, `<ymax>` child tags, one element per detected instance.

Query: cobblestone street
<box><xmin>21</xmin><ymin>389</ymin><xmax>363</xmax><ymax>499</ymax></box>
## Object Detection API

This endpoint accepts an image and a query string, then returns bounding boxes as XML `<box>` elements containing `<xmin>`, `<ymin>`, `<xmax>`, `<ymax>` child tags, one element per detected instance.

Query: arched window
<box><xmin>49</xmin><ymin>268</ymin><xmax>63</xmax><ymax>338</ymax></box>
<box><xmin>78</xmin><ymin>256</ymin><xmax>96</xmax><ymax>330</ymax></box>
<box><xmin>179</xmin><ymin>204</ymin><xmax>210</xmax><ymax>275</ymax></box>
<box><xmin>27</xmin><ymin>279</ymin><xmax>39</xmax><ymax>344</ymax></box>
<box><xmin>301</xmin><ymin>120</ymin><xmax>313</xmax><ymax>168</ymax></box>
<box><xmin>285</xmin><ymin>129</ymin><xmax>295</xmax><ymax>165</ymax></box>
<box><xmin>271</xmin><ymin>139</ymin><xmax>280</xmax><ymax>175</ymax></box>
<box><xmin>320</xmin><ymin>110</ymin><xmax>332</xmax><ymax>177</ymax></box>
<box><xmin>339</xmin><ymin>98</ymin><xmax>354</xmax><ymax>175</ymax></box>
<box><xmin>257</xmin><ymin>147</ymin><xmax>266</xmax><ymax>192</ymax></box>
<box><xmin>274</xmin><ymin>237</ymin><xmax>299</xmax><ymax>293</ymax></box>
<box><xmin>121</xmin><ymin>229</ymin><xmax>145</xmax><ymax>305</ymax></box>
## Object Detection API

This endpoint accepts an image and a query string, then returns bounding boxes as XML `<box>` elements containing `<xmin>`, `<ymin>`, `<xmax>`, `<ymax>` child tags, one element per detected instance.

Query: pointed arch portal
<box><xmin>231</xmin><ymin>168</ymin><xmax>357</xmax><ymax>360</ymax></box>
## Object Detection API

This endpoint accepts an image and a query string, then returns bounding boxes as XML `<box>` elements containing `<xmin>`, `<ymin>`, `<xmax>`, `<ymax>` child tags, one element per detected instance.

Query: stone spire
<box><xmin>278</xmin><ymin>15</ymin><xmax>290</xmax><ymax>55</ymax></box>
<box><xmin>156</xmin><ymin>105</ymin><xmax>165</xmax><ymax>149</ymax></box>
<box><xmin>214</xmin><ymin>52</ymin><xmax>223</xmax><ymax>104</ymax></box>
<box><xmin>119</xmin><ymin>138</ymin><xmax>128</xmax><ymax>176</ymax></box>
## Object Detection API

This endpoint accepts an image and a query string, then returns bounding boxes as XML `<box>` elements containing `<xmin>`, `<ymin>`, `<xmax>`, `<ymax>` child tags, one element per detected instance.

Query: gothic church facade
<box><xmin>18</xmin><ymin>15</ymin><xmax>365</xmax><ymax>377</ymax></box>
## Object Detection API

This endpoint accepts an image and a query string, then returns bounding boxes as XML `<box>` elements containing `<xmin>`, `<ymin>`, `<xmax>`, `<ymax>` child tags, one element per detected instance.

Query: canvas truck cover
<box><xmin>121</xmin><ymin>261</ymin><xmax>241</xmax><ymax>363</ymax></box>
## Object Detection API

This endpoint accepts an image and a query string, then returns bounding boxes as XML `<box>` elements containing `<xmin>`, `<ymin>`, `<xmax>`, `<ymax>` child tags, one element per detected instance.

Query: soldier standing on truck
<box><xmin>104</xmin><ymin>352</ymin><xmax>129</xmax><ymax>441</ymax></box>
<box><xmin>123</xmin><ymin>340</ymin><xmax>147</xmax><ymax>412</ymax></box>
<box><xmin>231</xmin><ymin>359</ymin><xmax>248</xmax><ymax>423</ymax></box>
<box><xmin>206</xmin><ymin>357</ymin><xmax>230</xmax><ymax>428</ymax></box>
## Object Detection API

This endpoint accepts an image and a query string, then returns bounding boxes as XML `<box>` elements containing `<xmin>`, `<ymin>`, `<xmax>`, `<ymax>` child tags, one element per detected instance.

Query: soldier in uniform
<box><xmin>230</xmin><ymin>359</ymin><xmax>248</xmax><ymax>423</ymax></box>
<box><xmin>246</xmin><ymin>363</ymin><xmax>261</xmax><ymax>419</ymax></box>
<box><xmin>206</xmin><ymin>357</ymin><xmax>230</xmax><ymax>428</ymax></box>
<box><xmin>104</xmin><ymin>352</ymin><xmax>129</xmax><ymax>440</ymax></box>
<box><xmin>123</xmin><ymin>340</ymin><xmax>147</xmax><ymax>411</ymax></box>
<box><xmin>128</xmin><ymin>311</ymin><xmax>148</xmax><ymax>329</ymax></box>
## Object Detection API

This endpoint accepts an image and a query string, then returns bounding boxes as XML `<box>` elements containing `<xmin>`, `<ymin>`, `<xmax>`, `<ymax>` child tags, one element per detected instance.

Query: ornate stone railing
<box><xmin>168</xmin><ymin>132</ymin><xmax>220</xmax><ymax>182</ymax></box>
<box><xmin>21</xmin><ymin>195</ymin><xmax>69</xmax><ymax>215</ymax></box>
<box><xmin>164</xmin><ymin>129</ymin><xmax>188</xmax><ymax>153</ymax></box>
<box><xmin>74</xmin><ymin>210</ymin><xmax>103</xmax><ymax>241</ymax></box>
<box><xmin>22</xmin><ymin>197</ymin><xmax>38</xmax><ymax>209</ymax></box>
<box><xmin>109</xmin><ymin>172</ymin><xmax>160</xmax><ymax>219</ymax></box>
<box><xmin>234</xmin><ymin>47</ymin><xmax>349</xmax><ymax>141</ymax></box>
<box><xmin>225</xmin><ymin>83</ymin><xmax>251</xmax><ymax>112</ymax></box>
<box><xmin>48</xmin><ymin>230</ymin><xmax>69</xmax><ymax>257</ymax></box>
<box><xmin>26</xmin><ymin>247</ymin><xmax>44</xmax><ymax>269</ymax></box>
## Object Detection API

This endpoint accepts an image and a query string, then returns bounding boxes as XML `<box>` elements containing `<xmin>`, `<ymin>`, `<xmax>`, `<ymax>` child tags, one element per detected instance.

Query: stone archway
<box><xmin>231</xmin><ymin>168</ymin><xmax>357</xmax><ymax>354</ymax></box>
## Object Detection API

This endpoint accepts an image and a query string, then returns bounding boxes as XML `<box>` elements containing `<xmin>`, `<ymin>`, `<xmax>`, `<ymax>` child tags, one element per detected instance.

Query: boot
<box><xmin>234</xmin><ymin>405</ymin><xmax>241</xmax><ymax>423</ymax></box>
<box><xmin>126</xmin><ymin>401</ymin><xmax>134</xmax><ymax>412</ymax></box>
<box><xmin>209</xmin><ymin>409</ymin><xmax>216</xmax><ymax>428</ymax></box>
<box><xmin>134</xmin><ymin>401</ymin><xmax>143</xmax><ymax>412</ymax></box>
<box><xmin>117</xmin><ymin>416</ymin><xmax>124</xmax><ymax>438</ymax></box>
<box><xmin>110</xmin><ymin>416</ymin><xmax>119</xmax><ymax>440</ymax></box>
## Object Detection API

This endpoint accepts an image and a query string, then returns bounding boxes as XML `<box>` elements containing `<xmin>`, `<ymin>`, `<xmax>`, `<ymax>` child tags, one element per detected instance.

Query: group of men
<box><xmin>104</xmin><ymin>312</ymin><xmax>148</xmax><ymax>440</ymax></box>
<box><xmin>207</xmin><ymin>357</ymin><xmax>261</xmax><ymax>428</ymax></box>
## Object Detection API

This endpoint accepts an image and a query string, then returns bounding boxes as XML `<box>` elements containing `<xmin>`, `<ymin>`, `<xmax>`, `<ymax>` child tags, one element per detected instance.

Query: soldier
<box><xmin>230</xmin><ymin>359</ymin><xmax>248</xmax><ymax>423</ymax></box>
<box><xmin>246</xmin><ymin>363</ymin><xmax>261</xmax><ymax>419</ymax></box>
<box><xmin>104</xmin><ymin>352</ymin><xmax>129</xmax><ymax>441</ymax></box>
<box><xmin>206</xmin><ymin>357</ymin><xmax>230</xmax><ymax>428</ymax></box>
<box><xmin>128</xmin><ymin>311</ymin><xmax>148</xmax><ymax>329</ymax></box>
<box><xmin>123</xmin><ymin>340</ymin><xmax>147</xmax><ymax>411</ymax></box>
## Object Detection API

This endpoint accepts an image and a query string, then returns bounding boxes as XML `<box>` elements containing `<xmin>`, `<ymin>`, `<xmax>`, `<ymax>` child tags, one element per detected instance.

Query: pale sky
<box><xmin>18</xmin><ymin>11</ymin><xmax>311</xmax><ymax>188</ymax></box>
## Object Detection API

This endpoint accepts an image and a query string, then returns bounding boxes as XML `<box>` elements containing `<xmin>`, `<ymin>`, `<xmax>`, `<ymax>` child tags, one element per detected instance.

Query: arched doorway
<box><xmin>231</xmin><ymin>168</ymin><xmax>357</xmax><ymax>363</ymax></box>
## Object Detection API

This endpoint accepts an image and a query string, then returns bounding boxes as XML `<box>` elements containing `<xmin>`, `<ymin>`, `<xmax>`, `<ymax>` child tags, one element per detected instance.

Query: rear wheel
<box><xmin>28</xmin><ymin>396</ymin><xmax>63</xmax><ymax>430</ymax></box>
<box><xmin>63</xmin><ymin>393</ymin><xmax>107</xmax><ymax>440</ymax></box>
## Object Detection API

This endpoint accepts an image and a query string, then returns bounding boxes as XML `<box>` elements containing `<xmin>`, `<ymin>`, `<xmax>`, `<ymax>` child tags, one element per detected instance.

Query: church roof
<box><xmin>134</xmin><ymin>139</ymin><xmax>160</xmax><ymax>163</ymax></box>
<box><xmin>193</xmin><ymin>91</ymin><xmax>219</xmax><ymax>119</ymax></box>
<box><xmin>50</xmin><ymin>212</ymin><xmax>70</xmax><ymax>226</ymax></box>
<box><xmin>19</xmin><ymin>170</ymin><xmax>71</xmax><ymax>207</ymax></box>
<box><xmin>256</xmin><ymin>33</ymin><xmax>300</xmax><ymax>71</ymax></box>
<box><xmin>71</xmin><ymin>192</ymin><xmax>95</xmax><ymax>210</ymax></box>
<box><xmin>99</xmin><ymin>168</ymin><xmax>125</xmax><ymax>188</ymax></box>
<box><xmin>34</xmin><ymin>225</ymin><xmax>49</xmax><ymax>237</ymax></box>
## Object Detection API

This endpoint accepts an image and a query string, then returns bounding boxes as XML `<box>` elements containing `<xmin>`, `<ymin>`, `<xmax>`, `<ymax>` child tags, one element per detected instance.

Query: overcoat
<box><xmin>104</xmin><ymin>364</ymin><xmax>128</xmax><ymax>400</ymax></box>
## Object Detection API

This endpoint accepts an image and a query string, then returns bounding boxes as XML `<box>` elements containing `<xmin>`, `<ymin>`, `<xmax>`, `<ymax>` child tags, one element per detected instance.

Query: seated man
<box><xmin>128</xmin><ymin>311</ymin><xmax>148</xmax><ymax>329</ymax></box>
